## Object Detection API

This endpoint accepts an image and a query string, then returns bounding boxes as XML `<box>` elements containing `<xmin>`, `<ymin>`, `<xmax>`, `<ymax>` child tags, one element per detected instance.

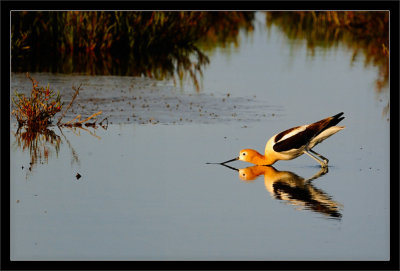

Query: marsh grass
<box><xmin>11</xmin><ymin>75</ymin><xmax>107</xmax><ymax>171</ymax></box>
<box><xmin>12</xmin><ymin>73</ymin><xmax>63</xmax><ymax>130</ymax></box>
<box><xmin>11</xmin><ymin>11</ymin><xmax>255</xmax><ymax>91</ymax></box>
<box><xmin>12</xmin><ymin>73</ymin><xmax>107</xmax><ymax>131</ymax></box>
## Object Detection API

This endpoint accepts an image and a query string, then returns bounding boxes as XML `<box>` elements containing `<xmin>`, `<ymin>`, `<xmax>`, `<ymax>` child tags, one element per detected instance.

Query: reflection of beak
<box><xmin>220</xmin><ymin>163</ymin><xmax>239</xmax><ymax>172</ymax></box>
<box><xmin>221</xmin><ymin>157</ymin><xmax>239</xmax><ymax>164</ymax></box>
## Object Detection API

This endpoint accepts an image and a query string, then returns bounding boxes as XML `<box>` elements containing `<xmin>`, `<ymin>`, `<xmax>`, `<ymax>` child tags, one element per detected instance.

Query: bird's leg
<box><xmin>305</xmin><ymin>166</ymin><xmax>329</xmax><ymax>182</ymax></box>
<box><xmin>304</xmin><ymin>150</ymin><xmax>328</xmax><ymax>168</ymax></box>
<box><xmin>309</xmin><ymin>149</ymin><xmax>329</xmax><ymax>165</ymax></box>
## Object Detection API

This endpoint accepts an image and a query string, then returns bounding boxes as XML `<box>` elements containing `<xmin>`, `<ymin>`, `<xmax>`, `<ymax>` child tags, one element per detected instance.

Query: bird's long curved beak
<box><xmin>221</xmin><ymin>157</ymin><xmax>239</xmax><ymax>164</ymax></box>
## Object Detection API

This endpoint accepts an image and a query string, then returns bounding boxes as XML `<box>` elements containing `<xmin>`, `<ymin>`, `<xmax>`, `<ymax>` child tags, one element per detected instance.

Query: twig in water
<box><xmin>64</xmin><ymin>114</ymin><xmax>81</xmax><ymax>125</ymax></box>
<box><xmin>77</xmin><ymin>111</ymin><xmax>102</xmax><ymax>124</ymax></box>
<box><xmin>57</xmin><ymin>84</ymin><xmax>82</xmax><ymax>125</ymax></box>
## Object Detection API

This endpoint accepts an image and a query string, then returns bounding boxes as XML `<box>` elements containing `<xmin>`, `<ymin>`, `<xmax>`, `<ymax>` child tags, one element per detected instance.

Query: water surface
<box><xmin>10</xmin><ymin>12</ymin><xmax>390</xmax><ymax>261</ymax></box>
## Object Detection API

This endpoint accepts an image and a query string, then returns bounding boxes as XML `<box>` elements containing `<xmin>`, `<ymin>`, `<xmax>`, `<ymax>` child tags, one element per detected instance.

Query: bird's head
<box><xmin>238</xmin><ymin>149</ymin><xmax>261</xmax><ymax>163</ymax></box>
<box><xmin>219</xmin><ymin>149</ymin><xmax>266</xmax><ymax>165</ymax></box>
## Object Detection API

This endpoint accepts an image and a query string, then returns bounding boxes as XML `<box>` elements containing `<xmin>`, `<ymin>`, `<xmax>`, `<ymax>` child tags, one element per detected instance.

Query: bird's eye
<box><xmin>242</xmin><ymin>153</ymin><xmax>246</xmax><ymax>156</ymax></box>
<box><xmin>242</xmin><ymin>173</ymin><xmax>246</xmax><ymax>177</ymax></box>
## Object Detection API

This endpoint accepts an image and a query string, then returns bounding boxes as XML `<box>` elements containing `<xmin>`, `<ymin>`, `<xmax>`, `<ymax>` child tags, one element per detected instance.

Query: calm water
<box><xmin>10</xmin><ymin>13</ymin><xmax>390</xmax><ymax>261</ymax></box>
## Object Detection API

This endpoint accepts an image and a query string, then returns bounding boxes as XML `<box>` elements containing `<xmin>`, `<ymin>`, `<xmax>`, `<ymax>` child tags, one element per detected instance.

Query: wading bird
<box><xmin>220</xmin><ymin>112</ymin><xmax>345</xmax><ymax>167</ymax></box>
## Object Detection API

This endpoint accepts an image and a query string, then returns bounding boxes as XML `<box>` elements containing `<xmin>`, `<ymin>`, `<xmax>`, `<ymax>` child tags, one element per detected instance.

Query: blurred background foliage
<box><xmin>265</xmin><ymin>11</ymin><xmax>389</xmax><ymax>92</ymax></box>
<box><xmin>11</xmin><ymin>11</ymin><xmax>255</xmax><ymax>91</ymax></box>
<box><xmin>12</xmin><ymin>11</ymin><xmax>388</xmax><ymax>92</ymax></box>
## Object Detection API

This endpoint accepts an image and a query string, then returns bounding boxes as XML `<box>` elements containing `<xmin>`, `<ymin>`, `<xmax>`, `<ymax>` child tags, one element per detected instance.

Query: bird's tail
<box><xmin>330</xmin><ymin>112</ymin><xmax>345</xmax><ymax>127</ymax></box>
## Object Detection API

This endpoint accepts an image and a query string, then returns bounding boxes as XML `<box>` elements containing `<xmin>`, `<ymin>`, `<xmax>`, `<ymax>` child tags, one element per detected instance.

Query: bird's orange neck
<box><xmin>251</xmin><ymin>151</ymin><xmax>276</xmax><ymax>166</ymax></box>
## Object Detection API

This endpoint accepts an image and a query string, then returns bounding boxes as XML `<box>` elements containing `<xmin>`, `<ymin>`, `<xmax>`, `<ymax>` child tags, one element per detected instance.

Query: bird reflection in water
<box><xmin>221</xmin><ymin>164</ymin><xmax>343</xmax><ymax>219</ymax></box>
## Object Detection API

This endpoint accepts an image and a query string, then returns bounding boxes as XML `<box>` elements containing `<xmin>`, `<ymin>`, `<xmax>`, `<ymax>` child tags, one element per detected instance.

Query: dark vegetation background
<box><xmin>12</xmin><ymin>11</ymin><xmax>388</xmax><ymax>91</ymax></box>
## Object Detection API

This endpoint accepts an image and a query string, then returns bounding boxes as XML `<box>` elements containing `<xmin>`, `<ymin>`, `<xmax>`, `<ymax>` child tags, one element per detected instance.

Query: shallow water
<box><xmin>10</xmin><ymin>13</ymin><xmax>390</xmax><ymax>261</ymax></box>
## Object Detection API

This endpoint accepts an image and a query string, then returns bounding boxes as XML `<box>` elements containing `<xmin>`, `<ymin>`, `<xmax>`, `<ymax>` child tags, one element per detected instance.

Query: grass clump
<box><xmin>12</xmin><ymin>73</ymin><xmax>107</xmax><ymax>131</ymax></box>
<box><xmin>12</xmin><ymin>73</ymin><xmax>62</xmax><ymax>130</ymax></box>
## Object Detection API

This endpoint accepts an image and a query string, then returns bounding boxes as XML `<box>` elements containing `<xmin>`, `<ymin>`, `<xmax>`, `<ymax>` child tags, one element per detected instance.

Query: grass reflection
<box><xmin>11</xmin><ymin>11</ymin><xmax>255</xmax><ymax>91</ymax></box>
<box><xmin>11</xmin><ymin>124</ymin><xmax>106</xmax><ymax>178</ymax></box>
<box><xmin>12</xmin><ymin>127</ymin><xmax>62</xmax><ymax>172</ymax></box>
<box><xmin>266</xmin><ymin>11</ymin><xmax>389</xmax><ymax>92</ymax></box>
